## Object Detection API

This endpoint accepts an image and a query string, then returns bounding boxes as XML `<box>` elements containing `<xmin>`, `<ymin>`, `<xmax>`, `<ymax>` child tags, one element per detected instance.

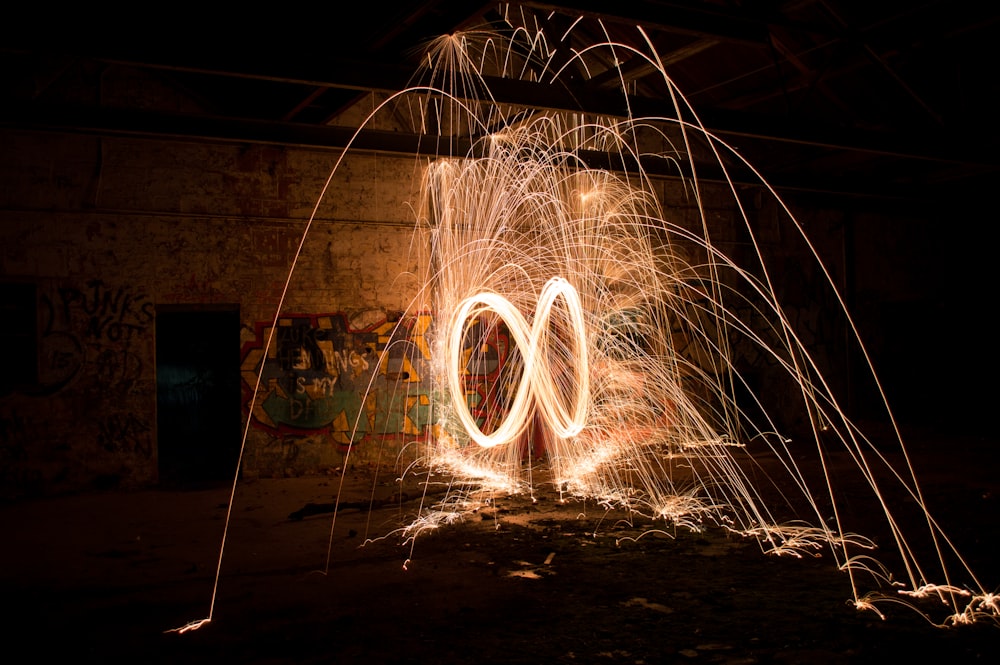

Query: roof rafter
<box><xmin>10</xmin><ymin>45</ymin><xmax>989</xmax><ymax>168</ymax></box>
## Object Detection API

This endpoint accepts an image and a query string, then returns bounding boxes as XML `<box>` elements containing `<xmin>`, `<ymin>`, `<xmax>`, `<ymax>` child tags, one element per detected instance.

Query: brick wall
<box><xmin>1</xmin><ymin>119</ymin><xmax>881</xmax><ymax>498</ymax></box>
<box><xmin>0</xmin><ymin>127</ymin><xmax>432</xmax><ymax>496</ymax></box>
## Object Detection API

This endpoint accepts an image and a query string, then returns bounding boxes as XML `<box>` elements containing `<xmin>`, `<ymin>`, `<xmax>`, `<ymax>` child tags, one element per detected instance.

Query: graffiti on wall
<box><xmin>240</xmin><ymin>311</ymin><xmax>518</xmax><ymax>449</ymax></box>
<box><xmin>455</xmin><ymin>315</ymin><xmax>516</xmax><ymax>436</ymax></box>
<box><xmin>241</xmin><ymin>312</ymin><xmax>435</xmax><ymax>447</ymax></box>
<box><xmin>0</xmin><ymin>278</ymin><xmax>156</xmax><ymax>496</ymax></box>
<box><xmin>97</xmin><ymin>412</ymin><xmax>153</xmax><ymax>458</ymax></box>
<box><xmin>36</xmin><ymin>279</ymin><xmax>153</xmax><ymax>396</ymax></box>
<box><xmin>56</xmin><ymin>279</ymin><xmax>155</xmax><ymax>342</ymax></box>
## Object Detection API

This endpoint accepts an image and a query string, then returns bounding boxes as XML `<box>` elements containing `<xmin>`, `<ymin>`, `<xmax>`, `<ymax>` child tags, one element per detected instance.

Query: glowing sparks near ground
<box><xmin>392</xmin><ymin>20</ymin><xmax>998</xmax><ymax>628</ymax></box>
<box><xmin>176</xmin><ymin>9</ymin><xmax>997</xmax><ymax>634</ymax></box>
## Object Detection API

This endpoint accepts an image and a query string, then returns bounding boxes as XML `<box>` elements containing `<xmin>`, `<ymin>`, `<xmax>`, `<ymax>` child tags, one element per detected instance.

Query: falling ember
<box><xmin>176</xmin><ymin>11</ymin><xmax>997</xmax><ymax>633</ymax></box>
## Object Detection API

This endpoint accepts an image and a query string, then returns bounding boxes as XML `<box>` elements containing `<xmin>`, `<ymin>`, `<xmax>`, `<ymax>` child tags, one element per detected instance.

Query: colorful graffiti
<box><xmin>241</xmin><ymin>311</ymin><xmax>523</xmax><ymax>449</ymax></box>
<box><xmin>244</xmin><ymin>304</ymin><xmax>758</xmax><ymax>458</ymax></box>
<box><xmin>455</xmin><ymin>315</ymin><xmax>515</xmax><ymax>437</ymax></box>
<box><xmin>240</xmin><ymin>312</ymin><xmax>435</xmax><ymax>446</ymax></box>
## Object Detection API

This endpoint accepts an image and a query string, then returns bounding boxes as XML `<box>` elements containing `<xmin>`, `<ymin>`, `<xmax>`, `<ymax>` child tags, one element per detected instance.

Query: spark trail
<box><xmin>389</xmin><ymin>19</ymin><xmax>998</xmax><ymax>627</ymax></box>
<box><xmin>175</xmin><ymin>8</ymin><xmax>997</xmax><ymax>633</ymax></box>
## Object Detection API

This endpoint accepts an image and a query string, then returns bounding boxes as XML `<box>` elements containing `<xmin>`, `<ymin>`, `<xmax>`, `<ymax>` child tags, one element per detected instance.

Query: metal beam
<box><xmin>0</xmin><ymin>99</ymin><xmax>953</xmax><ymax>203</ymax></box>
<box><xmin>8</xmin><ymin>43</ymin><xmax>990</xmax><ymax>169</ymax></box>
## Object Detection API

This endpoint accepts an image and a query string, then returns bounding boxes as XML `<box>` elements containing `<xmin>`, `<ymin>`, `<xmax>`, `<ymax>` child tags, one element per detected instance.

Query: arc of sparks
<box><xmin>171</xmin><ymin>14</ymin><xmax>999</xmax><ymax>633</ymax></box>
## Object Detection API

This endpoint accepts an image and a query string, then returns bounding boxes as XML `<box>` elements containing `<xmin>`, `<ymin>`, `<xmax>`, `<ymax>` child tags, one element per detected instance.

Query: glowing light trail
<box><xmin>396</xmin><ymin>20</ymin><xmax>998</xmax><ymax>628</ymax></box>
<box><xmin>446</xmin><ymin>276</ymin><xmax>589</xmax><ymax>447</ymax></box>
<box><xmin>175</xmin><ymin>7</ymin><xmax>998</xmax><ymax>634</ymax></box>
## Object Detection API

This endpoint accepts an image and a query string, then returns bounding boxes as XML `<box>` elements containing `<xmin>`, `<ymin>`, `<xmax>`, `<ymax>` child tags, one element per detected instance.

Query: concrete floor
<box><xmin>4</xmin><ymin>432</ymin><xmax>1000</xmax><ymax>664</ymax></box>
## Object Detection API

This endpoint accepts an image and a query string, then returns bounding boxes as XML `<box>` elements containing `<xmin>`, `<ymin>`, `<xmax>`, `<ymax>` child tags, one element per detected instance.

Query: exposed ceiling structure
<box><xmin>3</xmin><ymin>0</ymin><xmax>997</xmax><ymax>208</ymax></box>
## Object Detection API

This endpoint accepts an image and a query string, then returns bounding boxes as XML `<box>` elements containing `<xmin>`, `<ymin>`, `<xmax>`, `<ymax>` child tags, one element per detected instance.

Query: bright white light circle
<box><xmin>447</xmin><ymin>277</ymin><xmax>590</xmax><ymax>448</ymax></box>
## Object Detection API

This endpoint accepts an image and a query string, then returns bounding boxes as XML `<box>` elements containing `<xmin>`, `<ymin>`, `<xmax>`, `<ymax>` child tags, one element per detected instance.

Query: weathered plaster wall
<box><xmin>0</xmin><ymin>128</ymin><xmax>428</xmax><ymax>497</ymax></box>
<box><xmin>0</xmin><ymin>127</ymin><xmax>863</xmax><ymax>498</ymax></box>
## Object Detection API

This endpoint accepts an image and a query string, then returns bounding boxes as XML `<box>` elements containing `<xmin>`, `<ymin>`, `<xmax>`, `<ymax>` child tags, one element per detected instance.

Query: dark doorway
<box><xmin>156</xmin><ymin>306</ymin><xmax>241</xmax><ymax>487</ymax></box>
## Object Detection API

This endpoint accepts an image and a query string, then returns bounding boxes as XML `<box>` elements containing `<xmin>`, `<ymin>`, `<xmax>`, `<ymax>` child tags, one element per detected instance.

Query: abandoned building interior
<box><xmin>2</xmin><ymin>1</ymin><xmax>998</xmax><ymax>662</ymax></box>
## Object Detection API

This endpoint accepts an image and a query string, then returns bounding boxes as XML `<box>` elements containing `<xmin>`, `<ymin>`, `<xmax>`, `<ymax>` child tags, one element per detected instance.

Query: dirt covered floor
<box><xmin>4</xmin><ymin>431</ymin><xmax>1000</xmax><ymax>664</ymax></box>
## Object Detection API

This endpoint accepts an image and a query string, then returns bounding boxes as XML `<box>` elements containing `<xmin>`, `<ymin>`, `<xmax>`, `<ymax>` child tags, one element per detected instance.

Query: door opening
<box><xmin>156</xmin><ymin>306</ymin><xmax>241</xmax><ymax>487</ymax></box>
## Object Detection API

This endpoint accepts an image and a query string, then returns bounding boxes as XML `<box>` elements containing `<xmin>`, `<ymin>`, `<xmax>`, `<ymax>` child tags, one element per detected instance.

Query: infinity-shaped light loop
<box><xmin>447</xmin><ymin>277</ymin><xmax>589</xmax><ymax>448</ymax></box>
